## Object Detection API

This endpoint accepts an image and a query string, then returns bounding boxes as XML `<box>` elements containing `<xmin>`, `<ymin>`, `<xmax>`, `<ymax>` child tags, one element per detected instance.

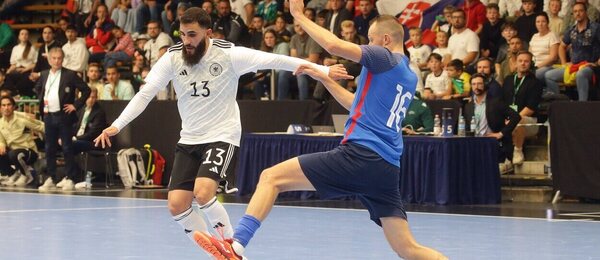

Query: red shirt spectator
<box><xmin>462</xmin><ymin>0</ymin><xmax>486</xmax><ymax>33</ymax></box>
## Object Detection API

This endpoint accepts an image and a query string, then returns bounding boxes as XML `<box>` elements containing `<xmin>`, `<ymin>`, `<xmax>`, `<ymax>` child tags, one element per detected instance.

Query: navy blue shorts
<box><xmin>298</xmin><ymin>143</ymin><xmax>407</xmax><ymax>226</ymax></box>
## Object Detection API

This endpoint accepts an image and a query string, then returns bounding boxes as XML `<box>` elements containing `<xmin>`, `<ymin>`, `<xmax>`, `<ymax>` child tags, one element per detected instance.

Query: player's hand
<box><xmin>327</xmin><ymin>64</ymin><xmax>354</xmax><ymax>80</ymax></box>
<box><xmin>295</xmin><ymin>64</ymin><xmax>327</xmax><ymax>81</ymax></box>
<box><xmin>94</xmin><ymin>126</ymin><xmax>119</xmax><ymax>148</ymax></box>
<box><xmin>289</xmin><ymin>0</ymin><xmax>305</xmax><ymax>17</ymax></box>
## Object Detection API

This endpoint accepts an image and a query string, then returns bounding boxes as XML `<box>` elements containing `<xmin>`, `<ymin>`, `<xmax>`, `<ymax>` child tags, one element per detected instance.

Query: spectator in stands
<box><xmin>248</xmin><ymin>15</ymin><xmax>265</xmax><ymax>50</ymax></box>
<box><xmin>0</xmin><ymin>96</ymin><xmax>44</xmax><ymax>187</ymax></box>
<box><xmin>131</xmin><ymin>50</ymin><xmax>148</xmax><ymax>77</ymax></box>
<box><xmin>256</xmin><ymin>0</ymin><xmax>278</xmax><ymax>26</ymax></box>
<box><xmin>433</xmin><ymin>31</ymin><xmax>451</xmax><ymax>66</ymax></box>
<box><xmin>73</xmin><ymin>0</ymin><xmax>101</xmax><ymax>37</ymax></box>
<box><xmin>144</xmin><ymin>20</ymin><xmax>174</xmax><ymax>66</ymax></box>
<box><xmin>353</xmin><ymin>0</ymin><xmax>377</xmax><ymax>39</ymax></box>
<box><xmin>212</xmin><ymin>0</ymin><xmax>249</xmax><ymax>46</ymax></box>
<box><xmin>325</xmin><ymin>0</ymin><xmax>353</xmax><ymax>37</ymax></box>
<box><xmin>306</xmin><ymin>0</ymin><xmax>328</xmax><ymax>13</ymax></box>
<box><xmin>169</xmin><ymin>3</ymin><xmax>189</xmax><ymax>42</ymax></box>
<box><xmin>31</xmin><ymin>26</ymin><xmax>62</xmax><ymax>83</ymax></box>
<box><xmin>563</xmin><ymin>0</ymin><xmax>600</xmax><ymax>26</ymax></box>
<box><xmin>277</xmin><ymin>20</ymin><xmax>324</xmax><ymax>100</ymax></box>
<box><xmin>465</xmin><ymin>73</ymin><xmax>521</xmax><ymax>174</ymax></box>
<box><xmin>402</xmin><ymin>93</ymin><xmax>434</xmax><ymax>134</ymax></box>
<box><xmin>0</xmin><ymin>22</ymin><xmax>15</xmax><ymax>70</ymax></box>
<box><xmin>548</xmin><ymin>0</ymin><xmax>565</xmax><ymax>37</ymax></box>
<box><xmin>529</xmin><ymin>12</ymin><xmax>559</xmax><ymax>83</ymax></box>
<box><xmin>273</xmin><ymin>15</ymin><xmax>292</xmax><ymax>43</ymax></box>
<box><xmin>104</xmin><ymin>26</ymin><xmax>135</xmax><ymax>70</ymax></box>
<box><xmin>61</xmin><ymin>87</ymin><xmax>107</xmax><ymax>189</ymax></box>
<box><xmin>408</xmin><ymin>27</ymin><xmax>432</xmax><ymax>71</ymax></box>
<box><xmin>4</xmin><ymin>29</ymin><xmax>37</xmax><ymax>98</ymax></box>
<box><xmin>515</xmin><ymin>0</ymin><xmax>538</xmax><ymax>46</ymax></box>
<box><xmin>55</xmin><ymin>17</ymin><xmax>70</xmax><ymax>46</ymax></box>
<box><xmin>462</xmin><ymin>0</ymin><xmax>486</xmax><ymax>33</ymax></box>
<box><xmin>86</xmin><ymin>4</ymin><xmax>115</xmax><ymax>63</ymax></box>
<box><xmin>304</xmin><ymin>7</ymin><xmax>316</xmax><ymax>21</ymax></box>
<box><xmin>201</xmin><ymin>0</ymin><xmax>214</xmax><ymax>15</ymax></box>
<box><xmin>432</xmin><ymin>5</ymin><xmax>455</xmax><ymax>35</ymax></box>
<box><xmin>134</xmin><ymin>0</ymin><xmax>157</xmax><ymax>34</ymax></box>
<box><xmin>446</xmin><ymin>59</ymin><xmax>471</xmax><ymax>100</ymax></box>
<box><xmin>101</xmin><ymin>66</ymin><xmax>135</xmax><ymax>100</ymax></box>
<box><xmin>497</xmin><ymin>36</ymin><xmax>524</xmax><ymax>84</ymax></box>
<box><xmin>476</xmin><ymin>57</ymin><xmax>504</xmax><ymax>100</ymax></box>
<box><xmin>62</xmin><ymin>25</ymin><xmax>90</xmax><ymax>75</ymax></box>
<box><xmin>248</xmin><ymin>29</ymin><xmax>291</xmax><ymax>99</ymax></box>
<box><xmin>502</xmin><ymin>51</ymin><xmax>542</xmax><ymax>165</ymax></box>
<box><xmin>480</xmin><ymin>3</ymin><xmax>505</xmax><ymax>60</ymax></box>
<box><xmin>545</xmin><ymin>2</ymin><xmax>600</xmax><ymax>101</ymax></box>
<box><xmin>314</xmin><ymin>20</ymin><xmax>365</xmax><ymax>99</ymax></box>
<box><xmin>230</xmin><ymin>0</ymin><xmax>254</xmax><ymax>26</ymax></box>
<box><xmin>316</xmin><ymin>9</ymin><xmax>328</xmax><ymax>28</ymax></box>
<box><xmin>0</xmin><ymin>70</ymin><xmax>5</xmax><ymax>90</ymax></box>
<box><xmin>498</xmin><ymin>0</ymin><xmax>522</xmax><ymax>18</ymax></box>
<box><xmin>424</xmin><ymin>53</ymin><xmax>452</xmax><ymax>100</ymax></box>
<box><xmin>111</xmin><ymin>0</ymin><xmax>136</xmax><ymax>33</ymax></box>
<box><xmin>86</xmin><ymin>63</ymin><xmax>104</xmax><ymax>94</ymax></box>
<box><xmin>447</xmin><ymin>9</ymin><xmax>479</xmax><ymax>70</ymax></box>
<box><xmin>35</xmin><ymin>47</ymin><xmax>91</xmax><ymax>191</ymax></box>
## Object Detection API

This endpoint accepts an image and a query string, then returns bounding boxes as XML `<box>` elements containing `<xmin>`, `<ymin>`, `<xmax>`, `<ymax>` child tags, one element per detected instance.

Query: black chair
<box><xmin>82</xmin><ymin>136</ymin><xmax>118</xmax><ymax>188</ymax></box>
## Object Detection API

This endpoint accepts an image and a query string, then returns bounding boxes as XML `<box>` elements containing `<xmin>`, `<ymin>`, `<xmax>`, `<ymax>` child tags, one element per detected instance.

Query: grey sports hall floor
<box><xmin>1</xmin><ymin>191</ymin><xmax>600</xmax><ymax>259</ymax></box>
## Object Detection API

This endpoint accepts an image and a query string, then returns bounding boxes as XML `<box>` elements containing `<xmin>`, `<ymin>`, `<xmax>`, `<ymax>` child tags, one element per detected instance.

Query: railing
<box><xmin>16</xmin><ymin>99</ymin><xmax>40</xmax><ymax>119</ymax></box>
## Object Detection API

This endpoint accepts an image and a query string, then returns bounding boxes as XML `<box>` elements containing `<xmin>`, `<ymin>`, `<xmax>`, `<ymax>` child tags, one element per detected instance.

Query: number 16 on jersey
<box><xmin>386</xmin><ymin>84</ymin><xmax>412</xmax><ymax>132</ymax></box>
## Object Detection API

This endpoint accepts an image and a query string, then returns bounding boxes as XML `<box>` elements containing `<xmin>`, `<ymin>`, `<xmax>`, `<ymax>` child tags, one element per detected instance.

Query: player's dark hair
<box><xmin>180</xmin><ymin>7</ymin><xmax>212</xmax><ymax>29</ymax></box>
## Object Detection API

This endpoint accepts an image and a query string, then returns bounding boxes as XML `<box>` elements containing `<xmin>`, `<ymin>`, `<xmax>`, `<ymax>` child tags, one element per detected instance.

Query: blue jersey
<box><xmin>341</xmin><ymin>45</ymin><xmax>417</xmax><ymax>167</ymax></box>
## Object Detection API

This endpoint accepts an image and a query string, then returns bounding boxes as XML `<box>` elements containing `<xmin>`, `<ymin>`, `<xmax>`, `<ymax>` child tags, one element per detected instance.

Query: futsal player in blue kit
<box><xmin>195</xmin><ymin>0</ymin><xmax>448</xmax><ymax>259</ymax></box>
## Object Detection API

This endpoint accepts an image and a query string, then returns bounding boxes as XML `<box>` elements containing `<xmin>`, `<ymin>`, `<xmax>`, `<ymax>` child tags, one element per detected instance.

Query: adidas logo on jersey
<box><xmin>179</xmin><ymin>69</ymin><xmax>188</xmax><ymax>76</ymax></box>
<box><xmin>209</xmin><ymin>166</ymin><xmax>218</xmax><ymax>174</ymax></box>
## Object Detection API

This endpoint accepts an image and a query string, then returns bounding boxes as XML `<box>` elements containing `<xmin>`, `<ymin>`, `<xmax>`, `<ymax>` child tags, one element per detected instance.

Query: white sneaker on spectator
<box><xmin>14</xmin><ymin>174</ymin><xmax>33</xmax><ymax>187</ymax></box>
<box><xmin>499</xmin><ymin>160</ymin><xmax>513</xmax><ymax>175</ymax></box>
<box><xmin>38</xmin><ymin>178</ymin><xmax>56</xmax><ymax>191</ymax></box>
<box><xmin>74</xmin><ymin>181</ymin><xmax>92</xmax><ymax>189</ymax></box>
<box><xmin>61</xmin><ymin>179</ymin><xmax>75</xmax><ymax>191</ymax></box>
<box><xmin>56</xmin><ymin>177</ymin><xmax>68</xmax><ymax>188</ymax></box>
<box><xmin>2</xmin><ymin>172</ymin><xmax>21</xmax><ymax>186</ymax></box>
<box><xmin>513</xmin><ymin>148</ymin><xmax>524</xmax><ymax>165</ymax></box>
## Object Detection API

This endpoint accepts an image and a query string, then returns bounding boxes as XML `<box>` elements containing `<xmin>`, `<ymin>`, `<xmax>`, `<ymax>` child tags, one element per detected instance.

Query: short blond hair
<box><xmin>340</xmin><ymin>20</ymin><xmax>355</xmax><ymax>30</ymax></box>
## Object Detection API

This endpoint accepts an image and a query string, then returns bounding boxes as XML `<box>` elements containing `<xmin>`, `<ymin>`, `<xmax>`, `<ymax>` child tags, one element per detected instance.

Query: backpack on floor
<box><xmin>116</xmin><ymin>148</ymin><xmax>147</xmax><ymax>188</ymax></box>
<box><xmin>139</xmin><ymin>144</ymin><xmax>166</xmax><ymax>187</ymax></box>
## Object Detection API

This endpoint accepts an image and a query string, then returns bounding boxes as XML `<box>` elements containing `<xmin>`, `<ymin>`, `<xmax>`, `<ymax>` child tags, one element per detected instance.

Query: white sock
<box><xmin>199</xmin><ymin>196</ymin><xmax>234</xmax><ymax>238</ymax></box>
<box><xmin>173</xmin><ymin>206</ymin><xmax>208</xmax><ymax>243</ymax></box>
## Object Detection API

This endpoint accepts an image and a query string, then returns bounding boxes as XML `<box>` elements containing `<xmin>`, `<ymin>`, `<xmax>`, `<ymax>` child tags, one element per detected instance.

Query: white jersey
<box><xmin>112</xmin><ymin>39</ymin><xmax>329</xmax><ymax>146</ymax></box>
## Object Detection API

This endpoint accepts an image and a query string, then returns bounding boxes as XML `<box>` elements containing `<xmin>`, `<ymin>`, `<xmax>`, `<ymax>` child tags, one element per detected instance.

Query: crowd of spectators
<box><xmin>0</xmin><ymin>0</ymin><xmax>599</xmax><ymax>182</ymax></box>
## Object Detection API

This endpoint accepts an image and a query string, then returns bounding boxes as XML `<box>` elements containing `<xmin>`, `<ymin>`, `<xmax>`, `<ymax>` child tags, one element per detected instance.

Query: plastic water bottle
<box><xmin>470</xmin><ymin>117</ymin><xmax>477</xmax><ymax>136</ymax></box>
<box><xmin>433</xmin><ymin>114</ymin><xmax>441</xmax><ymax>136</ymax></box>
<box><xmin>458</xmin><ymin>115</ymin><xmax>466</xmax><ymax>136</ymax></box>
<box><xmin>85</xmin><ymin>171</ymin><xmax>93</xmax><ymax>188</ymax></box>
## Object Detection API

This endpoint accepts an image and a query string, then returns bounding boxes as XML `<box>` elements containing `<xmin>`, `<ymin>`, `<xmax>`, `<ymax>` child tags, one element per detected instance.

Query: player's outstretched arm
<box><xmin>296</xmin><ymin>64</ymin><xmax>354</xmax><ymax>110</ymax></box>
<box><xmin>289</xmin><ymin>0</ymin><xmax>362</xmax><ymax>63</ymax></box>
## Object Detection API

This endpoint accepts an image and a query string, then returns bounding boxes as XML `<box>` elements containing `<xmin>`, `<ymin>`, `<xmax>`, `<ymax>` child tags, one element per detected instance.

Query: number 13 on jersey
<box><xmin>190</xmin><ymin>81</ymin><xmax>210</xmax><ymax>97</ymax></box>
<box><xmin>386</xmin><ymin>84</ymin><xmax>412</xmax><ymax>132</ymax></box>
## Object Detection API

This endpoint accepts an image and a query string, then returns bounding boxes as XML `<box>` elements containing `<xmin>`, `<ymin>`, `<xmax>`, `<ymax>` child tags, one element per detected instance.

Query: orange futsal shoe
<box><xmin>194</xmin><ymin>231</ymin><xmax>242</xmax><ymax>260</ymax></box>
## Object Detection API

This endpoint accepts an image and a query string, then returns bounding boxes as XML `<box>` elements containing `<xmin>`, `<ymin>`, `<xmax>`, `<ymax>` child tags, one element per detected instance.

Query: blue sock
<box><xmin>233</xmin><ymin>214</ymin><xmax>261</xmax><ymax>247</ymax></box>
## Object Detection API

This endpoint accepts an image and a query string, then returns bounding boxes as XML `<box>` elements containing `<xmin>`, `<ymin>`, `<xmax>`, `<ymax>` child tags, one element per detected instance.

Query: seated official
<box><xmin>464</xmin><ymin>73</ymin><xmax>521</xmax><ymax>174</ymax></box>
<box><xmin>0</xmin><ymin>96</ymin><xmax>44</xmax><ymax>187</ymax></box>
<box><xmin>56</xmin><ymin>88</ymin><xmax>108</xmax><ymax>190</ymax></box>
<box><xmin>402</xmin><ymin>93</ymin><xmax>434</xmax><ymax>134</ymax></box>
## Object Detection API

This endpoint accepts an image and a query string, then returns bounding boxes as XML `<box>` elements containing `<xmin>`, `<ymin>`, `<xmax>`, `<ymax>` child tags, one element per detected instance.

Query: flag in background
<box><xmin>397</xmin><ymin>0</ymin><xmax>464</xmax><ymax>48</ymax></box>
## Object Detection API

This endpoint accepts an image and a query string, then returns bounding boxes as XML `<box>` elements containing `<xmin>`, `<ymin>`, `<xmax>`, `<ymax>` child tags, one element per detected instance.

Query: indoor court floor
<box><xmin>1</xmin><ymin>189</ymin><xmax>600</xmax><ymax>260</ymax></box>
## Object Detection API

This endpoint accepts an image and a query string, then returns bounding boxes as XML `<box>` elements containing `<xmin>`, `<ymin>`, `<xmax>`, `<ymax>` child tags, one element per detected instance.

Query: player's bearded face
<box><xmin>182</xmin><ymin>38</ymin><xmax>207</xmax><ymax>66</ymax></box>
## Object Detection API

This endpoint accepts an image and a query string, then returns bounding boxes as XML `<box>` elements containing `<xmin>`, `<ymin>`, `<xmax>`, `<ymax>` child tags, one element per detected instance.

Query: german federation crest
<box><xmin>209</xmin><ymin>63</ymin><xmax>223</xmax><ymax>76</ymax></box>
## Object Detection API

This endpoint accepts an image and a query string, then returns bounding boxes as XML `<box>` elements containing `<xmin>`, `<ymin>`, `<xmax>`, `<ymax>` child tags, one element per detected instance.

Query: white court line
<box><xmin>0</xmin><ymin>205</ymin><xmax>165</xmax><ymax>214</ymax></box>
<box><xmin>2</xmin><ymin>191</ymin><xmax>600</xmax><ymax>223</ymax></box>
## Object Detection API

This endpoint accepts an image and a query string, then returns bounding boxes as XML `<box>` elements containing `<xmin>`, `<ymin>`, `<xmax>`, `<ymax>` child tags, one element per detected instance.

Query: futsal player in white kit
<box><xmin>94</xmin><ymin>7</ymin><xmax>351</xmax><ymax>257</ymax></box>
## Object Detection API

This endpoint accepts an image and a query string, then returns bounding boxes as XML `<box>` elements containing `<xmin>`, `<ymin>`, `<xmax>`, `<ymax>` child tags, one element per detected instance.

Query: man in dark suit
<box><xmin>34</xmin><ymin>47</ymin><xmax>90</xmax><ymax>191</ymax></box>
<box><xmin>465</xmin><ymin>73</ymin><xmax>521</xmax><ymax>174</ymax></box>
<box><xmin>57</xmin><ymin>87</ymin><xmax>107</xmax><ymax>189</ymax></box>
<box><xmin>325</xmin><ymin>0</ymin><xmax>353</xmax><ymax>37</ymax></box>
